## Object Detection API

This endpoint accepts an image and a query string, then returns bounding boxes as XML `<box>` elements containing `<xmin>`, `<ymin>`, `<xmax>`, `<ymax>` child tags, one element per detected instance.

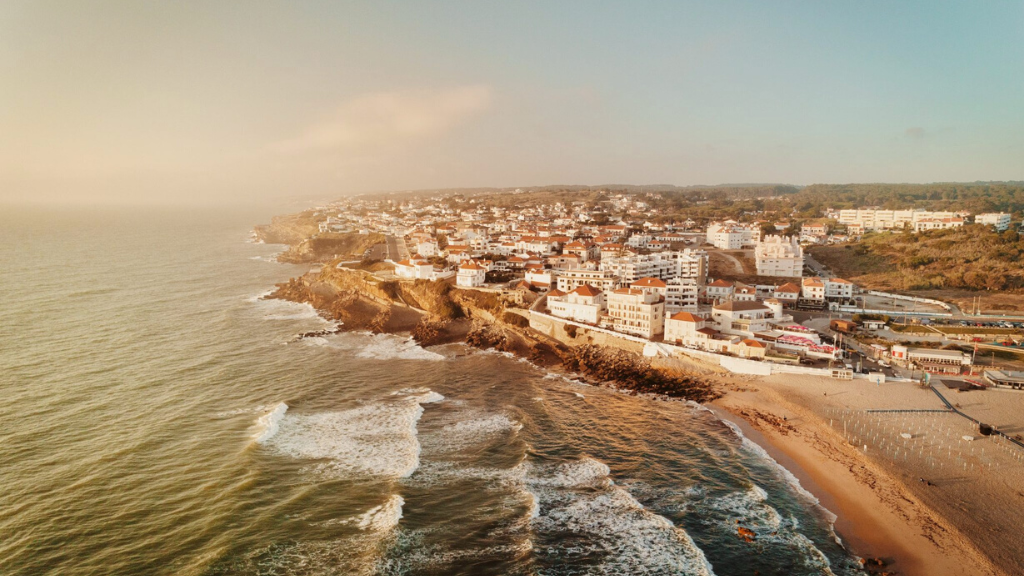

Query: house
<box><xmin>547</xmin><ymin>285</ymin><xmax>605</xmax><ymax>324</ymax></box>
<box><xmin>773</xmin><ymin>282</ymin><xmax>801</xmax><ymax>305</ymax></box>
<box><xmin>705</xmin><ymin>279</ymin><xmax>734</xmax><ymax>303</ymax></box>
<box><xmin>457</xmin><ymin>262</ymin><xmax>487</xmax><ymax>287</ymax></box>
<box><xmin>525</xmin><ymin>269</ymin><xmax>556</xmax><ymax>289</ymax></box>
<box><xmin>629</xmin><ymin>277</ymin><xmax>668</xmax><ymax>299</ymax></box>
<box><xmin>394</xmin><ymin>258</ymin><xmax>434</xmax><ymax>280</ymax></box>
<box><xmin>664</xmin><ymin>311</ymin><xmax>706</xmax><ymax>344</ymax></box>
<box><xmin>710</xmin><ymin>300</ymin><xmax>772</xmax><ymax>337</ymax></box>
<box><xmin>600</xmin><ymin>288</ymin><xmax>666</xmax><ymax>339</ymax></box>
<box><xmin>733</xmin><ymin>285</ymin><xmax>757</xmax><ymax>301</ymax></box>
<box><xmin>801</xmin><ymin>277</ymin><xmax>825</xmax><ymax>301</ymax></box>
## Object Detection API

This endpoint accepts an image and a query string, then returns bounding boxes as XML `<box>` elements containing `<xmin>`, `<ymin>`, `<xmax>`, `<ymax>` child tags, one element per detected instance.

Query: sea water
<box><xmin>0</xmin><ymin>205</ymin><xmax>868</xmax><ymax>575</ymax></box>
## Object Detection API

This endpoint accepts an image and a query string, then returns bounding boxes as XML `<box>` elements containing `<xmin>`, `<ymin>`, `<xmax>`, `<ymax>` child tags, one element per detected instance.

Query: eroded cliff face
<box><xmin>253</xmin><ymin>212</ymin><xmax>320</xmax><ymax>246</ymax></box>
<box><xmin>268</xmin><ymin>266</ymin><xmax>719</xmax><ymax>402</ymax></box>
<box><xmin>276</xmin><ymin>233</ymin><xmax>386</xmax><ymax>264</ymax></box>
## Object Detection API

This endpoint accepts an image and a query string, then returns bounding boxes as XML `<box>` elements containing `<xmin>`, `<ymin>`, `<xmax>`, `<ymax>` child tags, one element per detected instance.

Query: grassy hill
<box><xmin>809</xmin><ymin>225</ymin><xmax>1024</xmax><ymax>293</ymax></box>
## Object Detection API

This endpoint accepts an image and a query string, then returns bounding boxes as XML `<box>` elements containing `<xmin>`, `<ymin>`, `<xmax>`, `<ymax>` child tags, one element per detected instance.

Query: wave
<box><xmin>259</xmin><ymin>389</ymin><xmax>442</xmax><ymax>479</ymax></box>
<box><xmin>719</xmin><ymin>418</ymin><xmax>838</xmax><ymax>525</ymax></box>
<box><xmin>700</xmin><ymin>484</ymin><xmax>837</xmax><ymax>575</ymax></box>
<box><xmin>527</xmin><ymin>457</ymin><xmax>716</xmax><ymax>576</ymax></box>
<box><xmin>356</xmin><ymin>495</ymin><xmax>404</xmax><ymax>531</ymax></box>
<box><xmin>253</xmin><ymin>402</ymin><xmax>288</xmax><ymax>444</ymax></box>
<box><xmin>355</xmin><ymin>334</ymin><xmax>445</xmax><ymax>361</ymax></box>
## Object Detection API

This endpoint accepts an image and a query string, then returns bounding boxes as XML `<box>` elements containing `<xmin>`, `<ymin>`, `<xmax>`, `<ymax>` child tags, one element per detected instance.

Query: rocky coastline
<box><xmin>267</xmin><ymin>264</ymin><xmax>720</xmax><ymax>403</ymax></box>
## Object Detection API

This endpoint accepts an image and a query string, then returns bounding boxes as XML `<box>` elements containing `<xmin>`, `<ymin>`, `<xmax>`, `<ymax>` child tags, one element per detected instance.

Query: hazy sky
<box><xmin>2</xmin><ymin>1</ymin><xmax>1022</xmax><ymax>204</ymax></box>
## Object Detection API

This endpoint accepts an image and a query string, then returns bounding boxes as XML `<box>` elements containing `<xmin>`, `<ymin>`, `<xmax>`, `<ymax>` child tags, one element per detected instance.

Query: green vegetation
<box><xmin>809</xmin><ymin>225</ymin><xmax>1024</xmax><ymax>291</ymax></box>
<box><xmin>787</xmin><ymin>182</ymin><xmax>1024</xmax><ymax>218</ymax></box>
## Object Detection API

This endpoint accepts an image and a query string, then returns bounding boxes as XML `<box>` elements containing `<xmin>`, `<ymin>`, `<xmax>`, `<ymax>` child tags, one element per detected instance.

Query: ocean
<box><xmin>0</xmin><ymin>205</ymin><xmax>869</xmax><ymax>575</ymax></box>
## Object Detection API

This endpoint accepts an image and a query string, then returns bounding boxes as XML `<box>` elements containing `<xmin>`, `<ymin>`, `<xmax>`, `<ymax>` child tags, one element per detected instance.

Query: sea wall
<box><xmin>528</xmin><ymin>310</ymin><xmax>648</xmax><ymax>354</ymax></box>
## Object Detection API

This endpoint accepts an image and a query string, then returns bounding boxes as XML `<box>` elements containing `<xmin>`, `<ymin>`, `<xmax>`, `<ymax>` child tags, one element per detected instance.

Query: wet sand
<box><xmin>713</xmin><ymin>375</ymin><xmax>1014</xmax><ymax>576</ymax></box>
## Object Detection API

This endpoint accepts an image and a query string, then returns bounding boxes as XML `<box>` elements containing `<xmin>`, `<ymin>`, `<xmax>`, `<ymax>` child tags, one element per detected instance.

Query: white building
<box><xmin>837</xmin><ymin>209</ymin><xmax>961</xmax><ymax>232</ymax></box>
<box><xmin>556</xmin><ymin>269</ymin><xmax>620</xmax><ymax>293</ymax></box>
<box><xmin>976</xmin><ymin>213</ymin><xmax>1012</xmax><ymax>231</ymax></box>
<box><xmin>525</xmin><ymin>269</ymin><xmax>556</xmax><ymax>289</ymax></box>
<box><xmin>664</xmin><ymin>311</ymin><xmax>708</xmax><ymax>344</ymax></box>
<box><xmin>457</xmin><ymin>262</ymin><xmax>487</xmax><ymax>287</ymax></box>
<box><xmin>706</xmin><ymin>222</ymin><xmax>759</xmax><ymax>249</ymax></box>
<box><xmin>416</xmin><ymin>241</ymin><xmax>440</xmax><ymax>257</ymax></box>
<box><xmin>599</xmin><ymin>249</ymin><xmax>707</xmax><ymax>283</ymax></box>
<box><xmin>710</xmin><ymin>300</ymin><xmax>772</xmax><ymax>337</ymax></box>
<box><xmin>394</xmin><ymin>258</ymin><xmax>435</xmax><ymax>280</ymax></box>
<box><xmin>547</xmin><ymin>285</ymin><xmax>605</xmax><ymax>324</ymax></box>
<box><xmin>801</xmin><ymin>277</ymin><xmax>825</xmax><ymax>301</ymax></box>
<box><xmin>705</xmin><ymin>279</ymin><xmax>734</xmax><ymax>303</ymax></box>
<box><xmin>755</xmin><ymin>235</ymin><xmax>803</xmax><ymax>277</ymax></box>
<box><xmin>600</xmin><ymin>288</ymin><xmax>666</xmax><ymax>339</ymax></box>
<box><xmin>665</xmin><ymin>277</ymin><xmax>700</xmax><ymax>313</ymax></box>
<box><xmin>823</xmin><ymin>277</ymin><xmax>854</xmax><ymax>301</ymax></box>
<box><xmin>913</xmin><ymin>217</ymin><xmax>964</xmax><ymax>232</ymax></box>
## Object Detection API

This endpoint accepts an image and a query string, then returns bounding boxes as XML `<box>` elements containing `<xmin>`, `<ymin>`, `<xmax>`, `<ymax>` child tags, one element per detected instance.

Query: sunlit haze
<box><xmin>2</xmin><ymin>1</ymin><xmax>1022</xmax><ymax>204</ymax></box>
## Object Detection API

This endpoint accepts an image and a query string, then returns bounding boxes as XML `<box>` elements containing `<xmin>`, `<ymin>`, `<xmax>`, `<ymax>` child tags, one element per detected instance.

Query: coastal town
<box><xmin>303</xmin><ymin>189</ymin><xmax>1024</xmax><ymax>391</ymax></box>
<box><xmin>257</xmin><ymin>185</ymin><xmax>1024</xmax><ymax>576</ymax></box>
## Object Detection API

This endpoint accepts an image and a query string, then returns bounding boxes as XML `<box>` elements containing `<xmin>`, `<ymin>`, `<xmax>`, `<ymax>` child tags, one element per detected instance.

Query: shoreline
<box><xmin>259</xmin><ymin>256</ymin><xmax>1013</xmax><ymax>576</ymax></box>
<box><xmin>713</xmin><ymin>381</ymin><xmax>1008</xmax><ymax>576</ymax></box>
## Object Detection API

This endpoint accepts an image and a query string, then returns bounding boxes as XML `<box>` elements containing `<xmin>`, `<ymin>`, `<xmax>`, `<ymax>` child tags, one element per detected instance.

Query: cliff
<box><xmin>268</xmin><ymin>265</ymin><xmax>719</xmax><ymax>402</ymax></box>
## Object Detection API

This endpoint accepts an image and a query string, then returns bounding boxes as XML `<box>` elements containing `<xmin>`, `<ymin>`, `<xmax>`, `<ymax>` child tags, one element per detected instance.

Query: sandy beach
<box><xmin>713</xmin><ymin>374</ymin><xmax>1024</xmax><ymax>576</ymax></box>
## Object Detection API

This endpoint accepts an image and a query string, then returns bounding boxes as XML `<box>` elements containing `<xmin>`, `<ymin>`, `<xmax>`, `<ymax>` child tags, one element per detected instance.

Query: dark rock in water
<box><xmin>294</xmin><ymin>326</ymin><xmax>343</xmax><ymax>341</ymax></box>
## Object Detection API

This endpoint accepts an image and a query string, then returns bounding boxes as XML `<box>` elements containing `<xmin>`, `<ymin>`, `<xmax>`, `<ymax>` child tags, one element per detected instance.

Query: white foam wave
<box><xmin>704</xmin><ymin>485</ymin><xmax>837</xmax><ymax>574</ymax></box>
<box><xmin>261</xmin><ymin>391</ymin><xmax>442</xmax><ymax>479</ymax></box>
<box><xmin>357</xmin><ymin>495</ymin><xmax>405</xmax><ymax>531</ymax></box>
<box><xmin>528</xmin><ymin>457</ymin><xmax>716</xmax><ymax>576</ymax></box>
<box><xmin>719</xmin><ymin>417</ymin><xmax>838</xmax><ymax>524</ymax></box>
<box><xmin>356</xmin><ymin>334</ymin><xmax>445</xmax><ymax>361</ymax></box>
<box><xmin>253</xmin><ymin>403</ymin><xmax>288</xmax><ymax>444</ymax></box>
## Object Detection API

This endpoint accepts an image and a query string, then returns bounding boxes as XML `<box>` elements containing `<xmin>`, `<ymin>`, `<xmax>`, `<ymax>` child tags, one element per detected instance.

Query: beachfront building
<box><xmin>976</xmin><ymin>213</ymin><xmax>1013</xmax><ymax>232</ymax></box>
<box><xmin>891</xmin><ymin>346</ymin><xmax>971</xmax><ymax>374</ymax></box>
<box><xmin>394</xmin><ymin>258</ymin><xmax>435</xmax><ymax>280</ymax></box>
<box><xmin>665</xmin><ymin>277</ymin><xmax>700</xmax><ymax>313</ymax></box>
<box><xmin>600</xmin><ymin>288</ymin><xmax>666</xmax><ymax>339</ymax></box>
<box><xmin>547</xmin><ymin>285</ymin><xmax>605</xmax><ymax>324</ymax></box>
<box><xmin>456</xmin><ymin>262</ymin><xmax>487</xmax><ymax>287</ymax></box>
<box><xmin>664</xmin><ymin>312</ymin><xmax>708</xmax><ymax>344</ymax></box>
<box><xmin>710</xmin><ymin>300</ymin><xmax>771</xmax><ymax>338</ymax></box>
<box><xmin>754</xmin><ymin>235</ymin><xmax>803</xmax><ymax>277</ymax></box>
<box><xmin>556</xmin><ymin>269</ymin><xmax>620</xmax><ymax>293</ymax></box>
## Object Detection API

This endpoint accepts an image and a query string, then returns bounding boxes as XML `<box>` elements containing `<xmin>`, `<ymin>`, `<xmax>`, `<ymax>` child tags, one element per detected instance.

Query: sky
<box><xmin>1</xmin><ymin>1</ymin><xmax>1022</xmax><ymax>204</ymax></box>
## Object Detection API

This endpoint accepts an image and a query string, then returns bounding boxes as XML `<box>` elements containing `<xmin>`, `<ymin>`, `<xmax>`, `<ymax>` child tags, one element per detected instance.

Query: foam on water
<box><xmin>261</xmin><ymin>390</ymin><xmax>442</xmax><ymax>479</ymax></box>
<box><xmin>528</xmin><ymin>457</ymin><xmax>716</xmax><ymax>576</ymax></box>
<box><xmin>350</xmin><ymin>333</ymin><xmax>445</xmax><ymax>361</ymax></box>
<box><xmin>719</xmin><ymin>418</ymin><xmax>838</xmax><ymax>524</ymax></box>
<box><xmin>357</xmin><ymin>495</ymin><xmax>405</xmax><ymax>531</ymax></box>
<box><xmin>253</xmin><ymin>402</ymin><xmax>288</xmax><ymax>444</ymax></box>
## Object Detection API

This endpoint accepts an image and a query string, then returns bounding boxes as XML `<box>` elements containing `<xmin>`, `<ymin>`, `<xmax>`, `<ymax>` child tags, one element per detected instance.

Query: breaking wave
<box><xmin>253</xmin><ymin>402</ymin><xmax>288</xmax><ymax>444</ymax></box>
<box><xmin>259</xmin><ymin>390</ymin><xmax>443</xmax><ymax>479</ymax></box>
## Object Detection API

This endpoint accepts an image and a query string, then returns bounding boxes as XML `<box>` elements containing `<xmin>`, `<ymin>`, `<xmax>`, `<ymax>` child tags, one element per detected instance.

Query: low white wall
<box><xmin>865</xmin><ymin>290</ymin><xmax>952</xmax><ymax>311</ymax></box>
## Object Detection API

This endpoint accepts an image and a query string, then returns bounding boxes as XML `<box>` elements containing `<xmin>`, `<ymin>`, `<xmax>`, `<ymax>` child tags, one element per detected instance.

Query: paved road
<box><xmin>385</xmin><ymin>236</ymin><xmax>399</xmax><ymax>260</ymax></box>
<box><xmin>804</xmin><ymin>254</ymin><xmax>830</xmax><ymax>278</ymax></box>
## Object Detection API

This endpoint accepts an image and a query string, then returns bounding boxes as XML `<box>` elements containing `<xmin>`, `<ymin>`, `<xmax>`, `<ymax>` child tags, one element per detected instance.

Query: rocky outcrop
<box><xmin>277</xmin><ymin>233</ymin><xmax>386</xmax><ymax>264</ymax></box>
<box><xmin>560</xmin><ymin>345</ymin><xmax>720</xmax><ymax>403</ymax></box>
<box><xmin>268</xmin><ymin>266</ymin><xmax>720</xmax><ymax>403</ymax></box>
